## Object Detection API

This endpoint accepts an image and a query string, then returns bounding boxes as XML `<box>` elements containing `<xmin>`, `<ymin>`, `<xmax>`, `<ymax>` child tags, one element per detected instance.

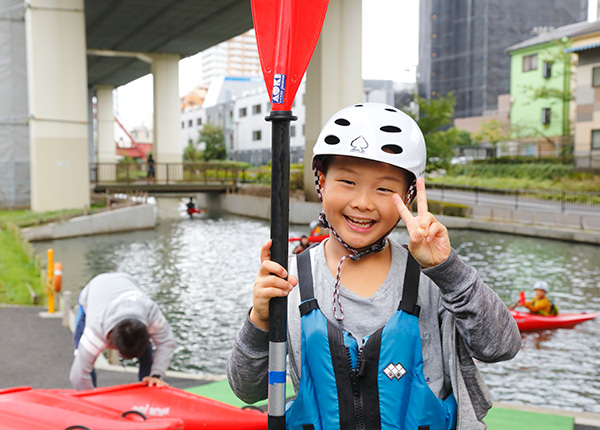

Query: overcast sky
<box><xmin>116</xmin><ymin>0</ymin><xmax>598</xmax><ymax>127</ymax></box>
<box><xmin>115</xmin><ymin>0</ymin><xmax>419</xmax><ymax>127</ymax></box>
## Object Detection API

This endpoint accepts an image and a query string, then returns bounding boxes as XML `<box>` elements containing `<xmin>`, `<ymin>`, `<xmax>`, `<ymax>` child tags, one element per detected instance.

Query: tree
<box><xmin>183</xmin><ymin>141</ymin><xmax>202</xmax><ymax>162</ymax></box>
<box><xmin>198</xmin><ymin>123</ymin><xmax>226</xmax><ymax>161</ymax></box>
<box><xmin>471</xmin><ymin>119</ymin><xmax>511</xmax><ymax>149</ymax></box>
<box><xmin>410</xmin><ymin>93</ymin><xmax>464</xmax><ymax>170</ymax></box>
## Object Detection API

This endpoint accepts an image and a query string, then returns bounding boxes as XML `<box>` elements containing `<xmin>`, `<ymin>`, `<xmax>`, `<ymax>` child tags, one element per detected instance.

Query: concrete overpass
<box><xmin>1</xmin><ymin>0</ymin><xmax>364</xmax><ymax>211</ymax></box>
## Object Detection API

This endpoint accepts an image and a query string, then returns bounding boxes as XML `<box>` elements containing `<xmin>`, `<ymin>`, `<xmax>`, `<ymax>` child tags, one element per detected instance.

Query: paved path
<box><xmin>0</xmin><ymin>306</ymin><xmax>210</xmax><ymax>390</ymax></box>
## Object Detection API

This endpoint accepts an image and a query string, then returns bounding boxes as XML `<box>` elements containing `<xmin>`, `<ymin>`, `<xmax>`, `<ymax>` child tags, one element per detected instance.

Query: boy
<box><xmin>516</xmin><ymin>280</ymin><xmax>556</xmax><ymax>315</ymax></box>
<box><xmin>227</xmin><ymin>103</ymin><xmax>521</xmax><ymax>429</ymax></box>
<box><xmin>70</xmin><ymin>272</ymin><xmax>176</xmax><ymax>390</ymax></box>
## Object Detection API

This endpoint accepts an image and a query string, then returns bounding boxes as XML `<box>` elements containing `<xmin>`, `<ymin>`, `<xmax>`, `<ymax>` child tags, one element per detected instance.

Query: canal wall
<box><xmin>20</xmin><ymin>203</ymin><xmax>156</xmax><ymax>241</ymax></box>
<box><xmin>198</xmin><ymin>193</ymin><xmax>600</xmax><ymax>245</ymax></box>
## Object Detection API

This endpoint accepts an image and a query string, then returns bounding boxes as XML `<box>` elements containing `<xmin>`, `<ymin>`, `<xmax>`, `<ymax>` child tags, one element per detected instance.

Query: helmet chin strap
<box><xmin>314</xmin><ymin>166</ymin><xmax>410</xmax><ymax>322</ymax></box>
<box><xmin>319</xmin><ymin>211</ymin><xmax>393</xmax><ymax>321</ymax></box>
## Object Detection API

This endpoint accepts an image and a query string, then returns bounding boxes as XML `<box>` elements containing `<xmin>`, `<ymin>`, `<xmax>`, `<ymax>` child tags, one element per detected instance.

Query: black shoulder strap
<box><xmin>399</xmin><ymin>249</ymin><xmax>421</xmax><ymax>317</ymax></box>
<box><xmin>296</xmin><ymin>248</ymin><xmax>319</xmax><ymax>316</ymax></box>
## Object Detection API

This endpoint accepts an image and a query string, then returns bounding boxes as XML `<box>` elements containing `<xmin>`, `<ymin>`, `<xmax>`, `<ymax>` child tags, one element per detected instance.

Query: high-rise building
<box><xmin>418</xmin><ymin>0</ymin><xmax>588</xmax><ymax>119</ymax></box>
<box><xmin>201</xmin><ymin>30</ymin><xmax>261</xmax><ymax>85</ymax></box>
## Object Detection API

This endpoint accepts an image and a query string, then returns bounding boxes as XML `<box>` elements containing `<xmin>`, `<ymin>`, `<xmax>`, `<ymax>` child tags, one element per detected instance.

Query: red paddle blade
<box><xmin>251</xmin><ymin>0</ymin><xmax>329</xmax><ymax>111</ymax></box>
<box><xmin>519</xmin><ymin>291</ymin><xmax>526</xmax><ymax>305</ymax></box>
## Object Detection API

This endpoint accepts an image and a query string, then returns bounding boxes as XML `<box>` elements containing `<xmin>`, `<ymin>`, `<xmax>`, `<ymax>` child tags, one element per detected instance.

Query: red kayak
<box><xmin>0</xmin><ymin>386</ymin><xmax>184</xmax><ymax>430</ymax></box>
<box><xmin>289</xmin><ymin>234</ymin><xmax>328</xmax><ymax>243</ymax></box>
<box><xmin>510</xmin><ymin>309</ymin><xmax>598</xmax><ymax>331</ymax></box>
<box><xmin>54</xmin><ymin>382</ymin><xmax>267</xmax><ymax>430</ymax></box>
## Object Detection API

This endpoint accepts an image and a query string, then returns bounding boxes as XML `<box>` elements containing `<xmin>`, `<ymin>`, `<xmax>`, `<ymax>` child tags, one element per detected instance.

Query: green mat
<box><xmin>186</xmin><ymin>380</ymin><xmax>575</xmax><ymax>430</ymax></box>
<box><xmin>185</xmin><ymin>378</ymin><xmax>296</xmax><ymax>408</ymax></box>
<box><xmin>485</xmin><ymin>407</ymin><xmax>573</xmax><ymax>430</ymax></box>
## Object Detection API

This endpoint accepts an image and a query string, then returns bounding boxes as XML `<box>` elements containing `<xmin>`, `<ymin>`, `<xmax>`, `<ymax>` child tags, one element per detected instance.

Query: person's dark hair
<box><xmin>111</xmin><ymin>319</ymin><xmax>150</xmax><ymax>359</ymax></box>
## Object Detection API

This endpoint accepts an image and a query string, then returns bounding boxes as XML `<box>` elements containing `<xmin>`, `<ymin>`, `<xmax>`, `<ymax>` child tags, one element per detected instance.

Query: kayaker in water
<box><xmin>186</xmin><ymin>197</ymin><xmax>201</xmax><ymax>218</ymax></box>
<box><xmin>513</xmin><ymin>280</ymin><xmax>558</xmax><ymax>315</ymax></box>
<box><xmin>292</xmin><ymin>235</ymin><xmax>310</xmax><ymax>254</ymax></box>
<box><xmin>309</xmin><ymin>219</ymin><xmax>329</xmax><ymax>238</ymax></box>
<box><xmin>70</xmin><ymin>273</ymin><xmax>176</xmax><ymax>390</ymax></box>
<box><xmin>227</xmin><ymin>103</ymin><xmax>521</xmax><ymax>429</ymax></box>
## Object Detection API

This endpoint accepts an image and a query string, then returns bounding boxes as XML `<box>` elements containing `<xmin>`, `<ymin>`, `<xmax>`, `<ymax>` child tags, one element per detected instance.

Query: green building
<box><xmin>507</xmin><ymin>23</ymin><xmax>599</xmax><ymax>157</ymax></box>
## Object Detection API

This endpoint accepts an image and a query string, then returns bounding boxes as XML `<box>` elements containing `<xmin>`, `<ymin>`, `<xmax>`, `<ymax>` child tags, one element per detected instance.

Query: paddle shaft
<box><xmin>267</xmin><ymin>110</ymin><xmax>296</xmax><ymax>429</ymax></box>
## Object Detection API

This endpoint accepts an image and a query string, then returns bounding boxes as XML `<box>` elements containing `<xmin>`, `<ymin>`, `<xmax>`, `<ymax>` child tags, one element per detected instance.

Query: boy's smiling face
<box><xmin>320</xmin><ymin>155</ymin><xmax>409</xmax><ymax>250</ymax></box>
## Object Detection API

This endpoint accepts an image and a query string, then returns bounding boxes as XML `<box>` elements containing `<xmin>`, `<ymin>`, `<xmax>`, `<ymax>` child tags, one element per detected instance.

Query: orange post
<box><xmin>47</xmin><ymin>249</ymin><xmax>54</xmax><ymax>313</ymax></box>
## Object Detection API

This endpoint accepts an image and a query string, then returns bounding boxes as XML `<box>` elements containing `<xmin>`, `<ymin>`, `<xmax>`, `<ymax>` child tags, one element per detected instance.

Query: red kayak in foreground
<box><xmin>54</xmin><ymin>382</ymin><xmax>267</xmax><ymax>430</ymax></box>
<box><xmin>0</xmin><ymin>383</ymin><xmax>266</xmax><ymax>430</ymax></box>
<box><xmin>510</xmin><ymin>309</ymin><xmax>598</xmax><ymax>331</ymax></box>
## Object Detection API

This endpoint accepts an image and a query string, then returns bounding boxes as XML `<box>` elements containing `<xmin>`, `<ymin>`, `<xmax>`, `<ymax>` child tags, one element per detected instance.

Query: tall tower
<box><xmin>201</xmin><ymin>30</ymin><xmax>261</xmax><ymax>85</ymax></box>
<box><xmin>418</xmin><ymin>0</ymin><xmax>588</xmax><ymax>118</ymax></box>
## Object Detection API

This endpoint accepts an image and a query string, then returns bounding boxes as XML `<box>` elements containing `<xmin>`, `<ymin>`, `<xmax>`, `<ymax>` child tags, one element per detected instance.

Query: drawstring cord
<box><xmin>319</xmin><ymin>212</ymin><xmax>387</xmax><ymax>321</ymax></box>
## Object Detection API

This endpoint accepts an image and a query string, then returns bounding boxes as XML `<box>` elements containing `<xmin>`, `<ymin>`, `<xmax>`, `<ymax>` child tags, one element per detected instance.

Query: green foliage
<box><xmin>0</xmin><ymin>223</ymin><xmax>42</xmax><ymax>304</ymax></box>
<box><xmin>183</xmin><ymin>142</ymin><xmax>202</xmax><ymax>162</ymax></box>
<box><xmin>471</xmin><ymin>119</ymin><xmax>511</xmax><ymax>146</ymax></box>
<box><xmin>118</xmin><ymin>155</ymin><xmax>136</xmax><ymax>164</ymax></box>
<box><xmin>411</xmin><ymin>93</ymin><xmax>466</xmax><ymax>170</ymax></box>
<box><xmin>427</xmin><ymin>200</ymin><xmax>472</xmax><ymax>218</ymax></box>
<box><xmin>198</xmin><ymin>123</ymin><xmax>226</xmax><ymax>161</ymax></box>
<box><xmin>447</xmin><ymin>163</ymin><xmax>572</xmax><ymax>181</ymax></box>
<box><xmin>471</xmin><ymin>155</ymin><xmax>574</xmax><ymax>165</ymax></box>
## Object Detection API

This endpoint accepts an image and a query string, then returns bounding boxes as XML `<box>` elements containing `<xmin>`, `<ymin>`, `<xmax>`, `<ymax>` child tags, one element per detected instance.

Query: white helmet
<box><xmin>312</xmin><ymin>103</ymin><xmax>426</xmax><ymax>204</ymax></box>
<box><xmin>533</xmin><ymin>280</ymin><xmax>549</xmax><ymax>292</ymax></box>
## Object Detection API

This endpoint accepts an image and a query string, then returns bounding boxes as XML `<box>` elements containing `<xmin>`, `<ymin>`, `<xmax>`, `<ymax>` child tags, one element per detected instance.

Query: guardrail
<box><xmin>90</xmin><ymin>162</ymin><xmax>303</xmax><ymax>188</ymax></box>
<box><xmin>427</xmin><ymin>183</ymin><xmax>600</xmax><ymax>213</ymax></box>
<box><xmin>90</xmin><ymin>162</ymin><xmax>244</xmax><ymax>186</ymax></box>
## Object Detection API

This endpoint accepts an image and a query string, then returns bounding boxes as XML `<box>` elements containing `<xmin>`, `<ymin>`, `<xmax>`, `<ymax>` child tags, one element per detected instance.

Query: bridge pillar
<box><xmin>96</xmin><ymin>85</ymin><xmax>116</xmax><ymax>181</ymax></box>
<box><xmin>25</xmin><ymin>0</ymin><xmax>90</xmax><ymax>212</ymax></box>
<box><xmin>151</xmin><ymin>53</ymin><xmax>183</xmax><ymax>182</ymax></box>
<box><xmin>303</xmin><ymin>0</ymin><xmax>363</xmax><ymax>202</ymax></box>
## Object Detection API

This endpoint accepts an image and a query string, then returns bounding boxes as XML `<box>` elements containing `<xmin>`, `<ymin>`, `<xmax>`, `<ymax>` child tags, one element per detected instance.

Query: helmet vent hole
<box><xmin>385</xmin><ymin>108</ymin><xmax>398</xmax><ymax>112</ymax></box>
<box><xmin>354</xmin><ymin>104</ymin><xmax>364</xmax><ymax>107</ymax></box>
<box><xmin>380</xmin><ymin>125</ymin><xmax>402</xmax><ymax>133</ymax></box>
<box><xmin>324</xmin><ymin>135</ymin><xmax>340</xmax><ymax>145</ymax></box>
<box><xmin>382</xmin><ymin>144</ymin><xmax>403</xmax><ymax>154</ymax></box>
<box><xmin>334</xmin><ymin>118</ymin><xmax>350</xmax><ymax>126</ymax></box>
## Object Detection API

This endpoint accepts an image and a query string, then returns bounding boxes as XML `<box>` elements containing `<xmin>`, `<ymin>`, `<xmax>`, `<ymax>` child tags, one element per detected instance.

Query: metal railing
<box><xmin>90</xmin><ymin>162</ymin><xmax>244</xmax><ymax>186</ymax></box>
<box><xmin>427</xmin><ymin>183</ymin><xmax>600</xmax><ymax>213</ymax></box>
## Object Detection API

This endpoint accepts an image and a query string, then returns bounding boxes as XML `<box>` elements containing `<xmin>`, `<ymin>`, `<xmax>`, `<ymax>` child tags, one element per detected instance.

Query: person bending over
<box><xmin>70</xmin><ymin>272</ymin><xmax>175</xmax><ymax>390</ymax></box>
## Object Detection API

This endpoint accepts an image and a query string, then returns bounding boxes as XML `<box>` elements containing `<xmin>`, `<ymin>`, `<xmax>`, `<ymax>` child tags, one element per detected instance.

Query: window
<box><xmin>239</xmin><ymin>107</ymin><xmax>247</xmax><ymax>117</ymax></box>
<box><xmin>181</xmin><ymin>121</ymin><xmax>185</xmax><ymax>129</ymax></box>
<box><xmin>542</xmin><ymin>61</ymin><xmax>552</xmax><ymax>79</ymax></box>
<box><xmin>188</xmin><ymin>119</ymin><xmax>193</xmax><ymax>127</ymax></box>
<box><xmin>252</xmin><ymin>104</ymin><xmax>262</xmax><ymax>115</ymax></box>
<box><xmin>592</xmin><ymin>130</ymin><xmax>600</xmax><ymax>150</ymax></box>
<box><xmin>252</xmin><ymin>130</ymin><xmax>262</xmax><ymax>141</ymax></box>
<box><xmin>196</xmin><ymin>118</ymin><xmax>202</xmax><ymax>126</ymax></box>
<box><xmin>541</xmin><ymin>108</ymin><xmax>551</xmax><ymax>125</ymax></box>
<box><xmin>593</xmin><ymin>67</ymin><xmax>600</xmax><ymax>87</ymax></box>
<box><xmin>291</xmin><ymin>125</ymin><xmax>296</xmax><ymax>137</ymax></box>
<box><xmin>523</xmin><ymin>54</ymin><xmax>538</xmax><ymax>72</ymax></box>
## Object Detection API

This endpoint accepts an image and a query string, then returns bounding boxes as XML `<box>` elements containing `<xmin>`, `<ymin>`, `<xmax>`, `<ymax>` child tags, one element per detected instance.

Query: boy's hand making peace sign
<box><xmin>392</xmin><ymin>178</ymin><xmax>451</xmax><ymax>268</ymax></box>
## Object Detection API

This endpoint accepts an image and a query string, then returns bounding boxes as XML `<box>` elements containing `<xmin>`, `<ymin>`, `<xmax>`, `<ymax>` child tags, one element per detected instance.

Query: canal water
<box><xmin>33</xmin><ymin>198</ymin><xmax>600</xmax><ymax>413</ymax></box>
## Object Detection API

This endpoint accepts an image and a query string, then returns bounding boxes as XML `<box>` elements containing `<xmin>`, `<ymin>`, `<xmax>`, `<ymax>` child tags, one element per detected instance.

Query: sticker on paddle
<box><xmin>251</xmin><ymin>0</ymin><xmax>329</xmax><ymax>111</ymax></box>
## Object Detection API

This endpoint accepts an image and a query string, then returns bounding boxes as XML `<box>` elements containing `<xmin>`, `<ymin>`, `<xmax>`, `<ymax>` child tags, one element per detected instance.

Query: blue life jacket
<box><xmin>286</xmin><ymin>248</ymin><xmax>457</xmax><ymax>430</ymax></box>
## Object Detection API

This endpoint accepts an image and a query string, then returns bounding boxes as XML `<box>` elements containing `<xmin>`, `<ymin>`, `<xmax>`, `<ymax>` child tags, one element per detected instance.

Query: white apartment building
<box><xmin>180</xmin><ymin>77</ymin><xmax>306</xmax><ymax>166</ymax></box>
<box><xmin>180</xmin><ymin>78</ymin><xmax>399</xmax><ymax>166</ymax></box>
<box><xmin>201</xmin><ymin>29</ymin><xmax>261</xmax><ymax>85</ymax></box>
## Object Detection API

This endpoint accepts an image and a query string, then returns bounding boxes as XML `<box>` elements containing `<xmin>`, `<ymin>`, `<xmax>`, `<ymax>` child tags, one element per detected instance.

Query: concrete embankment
<box><xmin>198</xmin><ymin>193</ymin><xmax>600</xmax><ymax>245</ymax></box>
<box><xmin>20</xmin><ymin>203</ymin><xmax>156</xmax><ymax>241</ymax></box>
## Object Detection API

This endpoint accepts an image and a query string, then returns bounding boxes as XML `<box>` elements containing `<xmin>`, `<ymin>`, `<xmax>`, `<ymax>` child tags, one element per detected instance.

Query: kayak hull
<box><xmin>54</xmin><ymin>382</ymin><xmax>268</xmax><ymax>430</ymax></box>
<box><xmin>510</xmin><ymin>309</ymin><xmax>598</xmax><ymax>331</ymax></box>
<box><xmin>0</xmin><ymin>386</ymin><xmax>183</xmax><ymax>430</ymax></box>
